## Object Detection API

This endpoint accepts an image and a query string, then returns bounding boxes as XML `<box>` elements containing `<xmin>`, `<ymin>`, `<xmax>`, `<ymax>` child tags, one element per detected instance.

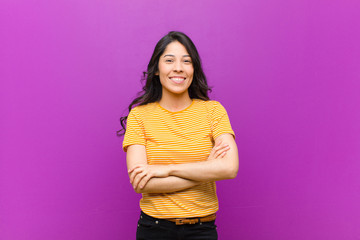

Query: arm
<box><xmin>129</xmin><ymin>134</ymin><xmax>238</xmax><ymax>189</ymax></box>
<box><xmin>133</xmin><ymin>176</ymin><xmax>200</xmax><ymax>194</ymax></box>
<box><xmin>168</xmin><ymin>133</ymin><xmax>239</xmax><ymax>181</ymax></box>
<box><xmin>126</xmin><ymin>144</ymin><xmax>200</xmax><ymax>193</ymax></box>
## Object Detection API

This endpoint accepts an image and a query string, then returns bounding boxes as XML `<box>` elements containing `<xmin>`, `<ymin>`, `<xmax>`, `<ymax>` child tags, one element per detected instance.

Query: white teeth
<box><xmin>170</xmin><ymin>78</ymin><xmax>185</xmax><ymax>82</ymax></box>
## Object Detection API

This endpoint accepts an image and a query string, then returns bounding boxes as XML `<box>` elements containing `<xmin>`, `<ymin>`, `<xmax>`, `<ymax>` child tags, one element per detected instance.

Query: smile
<box><xmin>169</xmin><ymin>77</ymin><xmax>186</xmax><ymax>84</ymax></box>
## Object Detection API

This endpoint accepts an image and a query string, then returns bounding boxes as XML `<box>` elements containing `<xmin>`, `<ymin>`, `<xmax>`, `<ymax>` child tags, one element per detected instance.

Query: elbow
<box><xmin>134</xmin><ymin>187</ymin><xmax>144</xmax><ymax>194</ymax></box>
<box><xmin>135</xmin><ymin>188</ymin><xmax>157</xmax><ymax>194</ymax></box>
<box><xmin>223</xmin><ymin>164</ymin><xmax>238</xmax><ymax>179</ymax></box>
<box><xmin>135</xmin><ymin>187</ymin><xmax>154</xmax><ymax>194</ymax></box>
<box><xmin>215</xmin><ymin>161</ymin><xmax>238</xmax><ymax>180</ymax></box>
<box><xmin>228</xmin><ymin>168</ymin><xmax>238</xmax><ymax>179</ymax></box>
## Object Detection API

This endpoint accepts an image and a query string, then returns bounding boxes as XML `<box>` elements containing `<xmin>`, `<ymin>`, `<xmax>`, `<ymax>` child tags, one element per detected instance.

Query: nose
<box><xmin>173</xmin><ymin>60</ymin><xmax>183</xmax><ymax>72</ymax></box>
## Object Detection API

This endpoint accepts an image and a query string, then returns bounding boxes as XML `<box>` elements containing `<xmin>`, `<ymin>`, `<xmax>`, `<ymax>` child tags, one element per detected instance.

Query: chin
<box><xmin>166</xmin><ymin>88</ymin><xmax>189</xmax><ymax>96</ymax></box>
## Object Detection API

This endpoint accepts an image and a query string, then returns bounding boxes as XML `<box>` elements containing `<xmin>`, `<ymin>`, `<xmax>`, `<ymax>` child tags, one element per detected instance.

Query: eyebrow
<box><xmin>163</xmin><ymin>54</ymin><xmax>190</xmax><ymax>58</ymax></box>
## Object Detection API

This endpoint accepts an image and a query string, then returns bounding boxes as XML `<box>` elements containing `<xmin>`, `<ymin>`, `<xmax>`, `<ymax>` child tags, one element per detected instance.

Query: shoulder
<box><xmin>207</xmin><ymin>100</ymin><xmax>224</xmax><ymax>108</ymax></box>
<box><xmin>191</xmin><ymin>100</ymin><xmax>230</xmax><ymax>122</ymax></box>
<box><xmin>129</xmin><ymin>102</ymin><xmax>157</xmax><ymax>116</ymax></box>
<box><xmin>194</xmin><ymin>99</ymin><xmax>227</xmax><ymax>113</ymax></box>
<box><xmin>127</xmin><ymin>103</ymin><xmax>157</xmax><ymax>125</ymax></box>
<box><xmin>193</xmin><ymin>99</ymin><xmax>223</xmax><ymax>108</ymax></box>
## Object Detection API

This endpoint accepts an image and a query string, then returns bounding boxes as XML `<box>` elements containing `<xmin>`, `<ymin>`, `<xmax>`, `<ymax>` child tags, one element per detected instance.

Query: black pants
<box><xmin>136</xmin><ymin>211</ymin><xmax>218</xmax><ymax>240</ymax></box>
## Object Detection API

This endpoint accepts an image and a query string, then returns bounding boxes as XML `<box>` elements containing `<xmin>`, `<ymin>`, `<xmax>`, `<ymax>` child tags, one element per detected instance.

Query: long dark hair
<box><xmin>117</xmin><ymin>31</ymin><xmax>211</xmax><ymax>136</ymax></box>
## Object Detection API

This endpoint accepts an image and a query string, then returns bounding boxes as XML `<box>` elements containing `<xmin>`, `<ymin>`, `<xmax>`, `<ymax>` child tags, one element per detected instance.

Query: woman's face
<box><xmin>156</xmin><ymin>41</ymin><xmax>194</xmax><ymax>97</ymax></box>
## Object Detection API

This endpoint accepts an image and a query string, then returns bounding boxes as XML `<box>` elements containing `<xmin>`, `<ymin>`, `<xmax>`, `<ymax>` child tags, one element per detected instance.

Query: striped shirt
<box><xmin>123</xmin><ymin>99</ymin><xmax>235</xmax><ymax>218</ymax></box>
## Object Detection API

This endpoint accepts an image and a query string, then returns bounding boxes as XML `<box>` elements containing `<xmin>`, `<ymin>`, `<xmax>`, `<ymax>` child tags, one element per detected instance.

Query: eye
<box><xmin>184</xmin><ymin>59</ymin><xmax>192</xmax><ymax>63</ymax></box>
<box><xmin>165</xmin><ymin>59</ymin><xmax>173</xmax><ymax>63</ymax></box>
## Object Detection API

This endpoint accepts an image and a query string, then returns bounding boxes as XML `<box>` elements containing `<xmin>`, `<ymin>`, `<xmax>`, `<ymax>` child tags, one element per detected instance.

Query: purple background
<box><xmin>1</xmin><ymin>0</ymin><xmax>360</xmax><ymax>239</ymax></box>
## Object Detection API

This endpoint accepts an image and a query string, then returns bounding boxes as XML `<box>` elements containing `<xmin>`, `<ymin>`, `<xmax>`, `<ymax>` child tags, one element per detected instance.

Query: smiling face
<box><xmin>156</xmin><ymin>41</ymin><xmax>194</xmax><ymax>98</ymax></box>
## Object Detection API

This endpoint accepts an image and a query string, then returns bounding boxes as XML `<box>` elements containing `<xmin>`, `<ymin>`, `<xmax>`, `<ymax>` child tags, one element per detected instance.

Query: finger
<box><xmin>214</xmin><ymin>143</ymin><xmax>229</xmax><ymax>152</ymax></box>
<box><xmin>129</xmin><ymin>167</ymin><xmax>141</xmax><ymax>183</ymax></box>
<box><xmin>214</xmin><ymin>150</ymin><xmax>223</xmax><ymax>159</ymax></box>
<box><xmin>209</xmin><ymin>146</ymin><xmax>218</xmax><ymax>159</ymax></box>
<box><xmin>209</xmin><ymin>144</ymin><xmax>225</xmax><ymax>159</ymax></box>
<box><xmin>220</xmin><ymin>150</ymin><xmax>227</xmax><ymax>158</ymax></box>
<box><xmin>128</xmin><ymin>165</ymin><xmax>138</xmax><ymax>174</ymax></box>
<box><xmin>214</xmin><ymin>146</ymin><xmax>230</xmax><ymax>158</ymax></box>
<box><xmin>214</xmin><ymin>147</ymin><xmax>230</xmax><ymax>158</ymax></box>
<box><xmin>209</xmin><ymin>142</ymin><xmax>226</xmax><ymax>159</ymax></box>
<box><xmin>214</xmin><ymin>144</ymin><xmax>229</xmax><ymax>155</ymax></box>
<box><xmin>139</xmin><ymin>174</ymin><xmax>152</xmax><ymax>189</ymax></box>
<box><xmin>130</xmin><ymin>167</ymin><xmax>144</xmax><ymax>184</ymax></box>
<box><xmin>215</xmin><ymin>150</ymin><xmax>228</xmax><ymax>159</ymax></box>
<box><xmin>217</xmin><ymin>144</ymin><xmax>229</xmax><ymax>150</ymax></box>
<box><xmin>128</xmin><ymin>164</ymin><xmax>144</xmax><ymax>173</ymax></box>
<box><xmin>133</xmin><ymin>171</ymin><xmax>148</xmax><ymax>190</ymax></box>
<box><xmin>129</xmin><ymin>171</ymin><xmax>137</xmax><ymax>184</ymax></box>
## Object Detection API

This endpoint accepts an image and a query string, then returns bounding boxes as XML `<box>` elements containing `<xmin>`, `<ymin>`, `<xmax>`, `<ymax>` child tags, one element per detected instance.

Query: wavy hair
<box><xmin>117</xmin><ymin>31</ymin><xmax>211</xmax><ymax>136</ymax></box>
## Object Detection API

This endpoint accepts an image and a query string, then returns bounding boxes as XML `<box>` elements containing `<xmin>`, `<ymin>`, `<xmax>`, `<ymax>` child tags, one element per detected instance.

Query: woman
<box><xmin>119</xmin><ymin>31</ymin><xmax>239</xmax><ymax>240</ymax></box>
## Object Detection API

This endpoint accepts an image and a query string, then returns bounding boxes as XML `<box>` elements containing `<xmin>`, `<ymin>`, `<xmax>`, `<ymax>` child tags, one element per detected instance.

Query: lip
<box><xmin>169</xmin><ymin>76</ymin><xmax>186</xmax><ymax>79</ymax></box>
<box><xmin>169</xmin><ymin>76</ymin><xmax>186</xmax><ymax>84</ymax></box>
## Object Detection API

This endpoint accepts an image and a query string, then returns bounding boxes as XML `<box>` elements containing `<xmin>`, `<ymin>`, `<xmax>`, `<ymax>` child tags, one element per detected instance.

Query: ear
<box><xmin>155</xmin><ymin>71</ymin><xmax>159</xmax><ymax>76</ymax></box>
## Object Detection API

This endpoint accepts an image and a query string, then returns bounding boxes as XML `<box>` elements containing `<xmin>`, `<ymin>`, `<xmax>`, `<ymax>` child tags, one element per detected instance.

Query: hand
<box><xmin>128</xmin><ymin>164</ymin><xmax>170</xmax><ymax>190</ymax></box>
<box><xmin>208</xmin><ymin>140</ymin><xmax>230</xmax><ymax>161</ymax></box>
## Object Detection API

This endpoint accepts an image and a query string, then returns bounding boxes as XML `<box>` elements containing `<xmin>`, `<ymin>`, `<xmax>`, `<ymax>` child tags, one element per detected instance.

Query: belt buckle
<box><xmin>175</xmin><ymin>218</ymin><xmax>197</xmax><ymax>225</ymax></box>
<box><xmin>176</xmin><ymin>219</ymin><xmax>185</xmax><ymax>225</ymax></box>
<box><xmin>175</xmin><ymin>218</ymin><xmax>185</xmax><ymax>225</ymax></box>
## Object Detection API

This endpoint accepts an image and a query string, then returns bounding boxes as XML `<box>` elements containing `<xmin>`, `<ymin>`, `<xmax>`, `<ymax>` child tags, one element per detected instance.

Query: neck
<box><xmin>159</xmin><ymin>91</ymin><xmax>193</xmax><ymax>112</ymax></box>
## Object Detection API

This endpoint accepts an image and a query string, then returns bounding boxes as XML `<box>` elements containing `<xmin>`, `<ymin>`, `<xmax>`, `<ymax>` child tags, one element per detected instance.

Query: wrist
<box><xmin>168</xmin><ymin>164</ymin><xmax>176</xmax><ymax>176</ymax></box>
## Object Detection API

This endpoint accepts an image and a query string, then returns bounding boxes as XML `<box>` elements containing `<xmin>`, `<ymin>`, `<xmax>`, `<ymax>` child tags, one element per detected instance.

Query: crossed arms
<box><xmin>126</xmin><ymin>133</ymin><xmax>239</xmax><ymax>194</ymax></box>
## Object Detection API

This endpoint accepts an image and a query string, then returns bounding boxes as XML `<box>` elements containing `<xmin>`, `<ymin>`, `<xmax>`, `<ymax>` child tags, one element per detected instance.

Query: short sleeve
<box><xmin>122</xmin><ymin>108</ymin><xmax>146</xmax><ymax>152</ymax></box>
<box><xmin>211</xmin><ymin>101</ymin><xmax>235</xmax><ymax>140</ymax></box>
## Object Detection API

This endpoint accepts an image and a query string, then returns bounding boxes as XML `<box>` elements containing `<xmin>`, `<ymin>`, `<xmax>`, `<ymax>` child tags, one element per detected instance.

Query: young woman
<box><xmin>119</xmin><ymin>31</ymin><xmax>239</xmax><ymax>240</ymax></box>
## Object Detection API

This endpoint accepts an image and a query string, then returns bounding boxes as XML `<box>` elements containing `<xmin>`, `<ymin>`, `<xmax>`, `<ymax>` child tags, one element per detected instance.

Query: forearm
<box><xmin>168</xmin><ymin>158</ymin><xmax>238</xmax><ymax>182</ymax></box>
<box><xmin>128</xmin><ymin>134</ymin><xmax>239</xmax><ymax>191</ymax></box>
<box><xmin>167</xmin><ymin>134</ymin><xmax>239</xmax><ymax>182</ymax></box>
<box><xmin>135</xmin><ymin>176</ymin><xmax>200</xmax><ymax>194</ymax></box>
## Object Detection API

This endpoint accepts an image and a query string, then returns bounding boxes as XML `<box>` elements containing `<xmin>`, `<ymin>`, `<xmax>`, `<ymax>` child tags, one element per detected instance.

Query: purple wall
<box><xmin>1</xmin><ymin>0</ymin><xmax>359</xmax><ymax>239</ymax></box>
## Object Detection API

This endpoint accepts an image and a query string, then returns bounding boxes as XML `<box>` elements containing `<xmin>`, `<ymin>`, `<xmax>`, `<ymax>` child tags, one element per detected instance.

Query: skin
<box><xmin>157</xmin><ymin>41</ymin><xmax>194</xmax><ymax>112</ymax></box>
<box><xmin>126</xmin><ymin>41</ymin><xmax>239</xmax><ymax>193</ymax></box>
<box><xmin>126</xmin><ymin>138</ymin><xmax>234</xmax><ymax>193</ymax></box>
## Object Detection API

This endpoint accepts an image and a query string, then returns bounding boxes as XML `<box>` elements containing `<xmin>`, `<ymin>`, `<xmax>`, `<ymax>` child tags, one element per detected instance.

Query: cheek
<box><xmin>158</xmin><ymin>66</ymin><xmax>171</xmax><ymax>76</ymax></box>
<box><xmin>187</xmin><ymin>66</ymin><xmax>194</xmax><ymax>76</ymax></box>
<box><xmin>188</xmin><ymin>71</ymin><xmax>194</xmax><ymax>79</ymax></box>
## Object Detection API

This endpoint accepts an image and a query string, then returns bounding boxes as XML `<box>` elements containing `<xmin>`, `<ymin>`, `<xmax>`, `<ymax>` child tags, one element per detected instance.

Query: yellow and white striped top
<box><xmin>123</xmin><ymin>99</ymin><xmax>235</xmax><ymax>218</ymax></box>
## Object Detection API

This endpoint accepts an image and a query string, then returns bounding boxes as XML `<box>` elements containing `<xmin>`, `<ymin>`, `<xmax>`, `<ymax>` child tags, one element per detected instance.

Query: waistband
<box><xmin>141</xmin><ymin>211</ymin><xmax>216</xmax><ymax>225</ymax></box>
